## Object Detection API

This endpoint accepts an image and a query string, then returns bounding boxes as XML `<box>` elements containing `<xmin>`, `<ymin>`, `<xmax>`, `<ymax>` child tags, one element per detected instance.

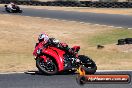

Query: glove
<box><xmin>69</xmin><ymin>48</ymin><xmax>75</xmax><ymax>54</ymax></box>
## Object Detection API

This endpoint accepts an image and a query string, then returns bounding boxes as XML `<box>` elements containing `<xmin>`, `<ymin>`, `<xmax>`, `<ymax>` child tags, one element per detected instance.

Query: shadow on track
<box><xmin>24</xmin><ymin>70</ymin><xmax>77</xmax><ymax>76</ymax></box>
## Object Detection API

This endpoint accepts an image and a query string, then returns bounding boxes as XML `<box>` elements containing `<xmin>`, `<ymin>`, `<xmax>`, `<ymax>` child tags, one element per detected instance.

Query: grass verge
<box><xmin>88</xmin><ymin>29</ymin><xmax>132</xmax><ymax>46</ymax></box>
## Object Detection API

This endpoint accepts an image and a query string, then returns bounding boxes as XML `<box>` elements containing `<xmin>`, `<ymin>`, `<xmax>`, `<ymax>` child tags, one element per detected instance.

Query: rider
<box><xmin>37</xmin><ymin>32</ymin><xmax>75</xmax><ymax>55</ymax></box>
<box><xmin>7</xmin><ymin>2</ymin><xmax>16</xmax><ymax>9</ymax></box>
<box><xmin>34</xmin><ymin>32</ymin><xmax>80</xmax><ymax>63</ymax></box>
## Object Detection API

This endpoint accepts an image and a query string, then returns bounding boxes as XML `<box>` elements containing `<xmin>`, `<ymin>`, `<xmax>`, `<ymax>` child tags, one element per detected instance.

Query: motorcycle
<box><xmin>5</xmin><ymin>5</ymin><xmax>22</xmax><ymax>13</ymax></box>
<box><xmin>33</xmin><ymin>39</ymin><xmax>97</xmax><ymax>75</ymax></box>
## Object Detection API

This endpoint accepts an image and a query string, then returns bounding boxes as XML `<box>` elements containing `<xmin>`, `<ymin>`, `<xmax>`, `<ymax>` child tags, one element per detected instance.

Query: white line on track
<box><xmin>35</xmin><ymin>17</ymin><xmax>41</xmax><ymax>19</ymax></box>
<box><xmin>97</xmin><ymin>70</ymin><xmax>132</xmax><ymax>72</ymax></box>
<box><xmin>79</xmin><ymin>22</ymin><xmax>86</xmax><ymax>24</ymax></box>
<box><xmin>70</xmin><ymin>21</ymin><xmax>78</xmax><ymax>23</ymax></box>
<box><xmin>100</xmin><ymin>25</ymin><xmax>107</xmax><ymax>26</ymax></box>
<box><xmin>25</xmin><ymin>16</ymin><xmax>30</xmax><ymax>18</ymax></box>
<box><xmin>109</xmin><ymin>26</ymin><xmax>114</xmax><ymax>27</ymax></box>
<box><xmin>115</xmin><ymin>27</ymin><xmax>123</xmax><ymax>29</ymax></box>
<box><xmin>94</xmin><ymin>24</ymin><xmax>100</xmax><ymax>26</ymax></box>
<box><xmin>128</xmin><ymin>28</ymin><xmax>132</xmax><ymax>29</ymax></box>
<box><xmin>61</xmin><ymin>20</ymin><xmax>67</xmax><ymax>22</ymax></box>
<box><xmin>0</xmin><ymin>72</ymin><xmax>24</xmax><ymax>74</ymax></box>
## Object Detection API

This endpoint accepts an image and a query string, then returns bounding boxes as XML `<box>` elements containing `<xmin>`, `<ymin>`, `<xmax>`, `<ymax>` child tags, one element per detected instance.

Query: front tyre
<box><xmin>78</xmin><ymin>55</ymin><xmax>97</xmax><ymax>74</ymax></box>
<box><xmin>19</xmin><ymin>10</ymin><xmax>22</xmax><ymax>13</ymax></box>
<box><xmin>36</xmin><ymin>57</ymin><xmax>58</xmax><ymax>75</ymax></box>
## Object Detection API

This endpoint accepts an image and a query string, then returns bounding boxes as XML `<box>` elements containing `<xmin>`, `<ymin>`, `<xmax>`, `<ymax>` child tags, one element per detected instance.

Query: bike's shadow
<box><xmin>24</xmin><ymin>70</ymin><xmax>77</xmax><ymax>76</ymax></box>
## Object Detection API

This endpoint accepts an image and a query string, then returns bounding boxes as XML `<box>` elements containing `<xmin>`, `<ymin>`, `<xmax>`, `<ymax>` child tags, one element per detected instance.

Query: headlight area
<box><xmin>33</xmin><ymin>55</ymin><xmax>37</xmax><ymax>60</ymax></box>
<box><xmin>37</xmin><ymin>48</ymin><xmax>42</xmax><ymax>55</ymax></box>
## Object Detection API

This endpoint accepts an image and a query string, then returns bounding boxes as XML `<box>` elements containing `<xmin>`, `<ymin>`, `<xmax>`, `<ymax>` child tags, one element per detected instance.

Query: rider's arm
<box><xmin>42</xmin><ymin>38</ymin><xmax>56</xmax><ymax>48</ymax></box>
<box><xmin>7</xmin><ymin>4</ymin><xmax>13</xmax><ymax>9</ymax></box>
<box><xmin>49</xmin><ymin>38</ymin><xmax>59</xmax><ymax>46</ymax></box>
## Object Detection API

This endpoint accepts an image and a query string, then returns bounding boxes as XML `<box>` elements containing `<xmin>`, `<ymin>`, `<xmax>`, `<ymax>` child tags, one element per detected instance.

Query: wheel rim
<box><xmin>39</xmin><ymin>59</ymin><xmax>56</xmax><ymax>73</ymax></box>
<box><xmin>82</xmin><ymin>60</ymin><xmax>95</xmax><ymax>69</ymax></box>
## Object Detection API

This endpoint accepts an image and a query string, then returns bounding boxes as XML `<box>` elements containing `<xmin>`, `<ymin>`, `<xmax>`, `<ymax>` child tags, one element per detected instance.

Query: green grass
<box><xmin>88</xmin><ymin>29</ymin><xmax>132</xmax><ymax>46</ymax></box>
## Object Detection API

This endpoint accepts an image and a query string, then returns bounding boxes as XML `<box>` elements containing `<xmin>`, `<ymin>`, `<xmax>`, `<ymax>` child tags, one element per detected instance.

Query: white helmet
<box><xmin>38</xmin><ymin>32</ymin><xmax>49</xmax><ymax>43</ymax></box>
<box><xmin>10</xmin><ymin>2</ymin><xmax>15</xmax><ymax>5</ymax></box>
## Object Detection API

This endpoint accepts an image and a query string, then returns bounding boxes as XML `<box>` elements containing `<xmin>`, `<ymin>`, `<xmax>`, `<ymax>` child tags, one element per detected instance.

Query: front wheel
<box><xmin>36</xmin><ymin>57</ymin><xmax>58</xmax><ymax>75</ymax></box>
<box><xmin>78</xmin><ymin>55</ymin><xmax>97</xmax><ymax>74</ymax></box>
<box><xmin>19</xmin><ymin>10</ymin><xmax>22</xmax><ymax>13</ymax></box>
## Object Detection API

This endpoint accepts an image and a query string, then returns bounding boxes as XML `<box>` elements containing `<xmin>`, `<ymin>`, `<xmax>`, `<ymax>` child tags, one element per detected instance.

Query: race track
<box><xmin>0</xmin><ymin>7</ymin><xmax>132</xmax><ymax>28</ymax></box>
<box><xmin>0</xmin><ymin>71</ymin><xmax>131</xmax><ymax>88</ymax></box>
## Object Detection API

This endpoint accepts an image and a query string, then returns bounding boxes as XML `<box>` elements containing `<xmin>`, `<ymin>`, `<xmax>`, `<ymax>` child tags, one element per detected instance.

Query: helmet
<box><xmin>38</xmin><ymin>33</ymin><xmax>49</xmax><ymax>43</ymax></box>
<box><xmin>10</xmin><ymin>2</ymin><xmax>15</xmax><ymax>5</ymax></box>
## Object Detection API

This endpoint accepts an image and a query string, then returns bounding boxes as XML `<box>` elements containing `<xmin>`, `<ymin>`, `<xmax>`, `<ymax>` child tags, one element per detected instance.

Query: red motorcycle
<box><xmin>33</xmin><ymin>39</ymin><xmax>97</xmax><ymax>75</ymax></box>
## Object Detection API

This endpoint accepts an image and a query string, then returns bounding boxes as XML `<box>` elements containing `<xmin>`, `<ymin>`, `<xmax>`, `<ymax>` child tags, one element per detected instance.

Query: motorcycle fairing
<box><xmin>42</xmin><ymin>47</ymin><xmax>65</xmax><ymax>71</ymax></box>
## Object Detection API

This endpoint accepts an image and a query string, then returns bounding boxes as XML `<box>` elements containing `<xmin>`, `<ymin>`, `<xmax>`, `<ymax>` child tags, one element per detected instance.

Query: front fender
<box><xmin>39</xmin><ymin>56</ymin><xmax>47</xmax><ymax>62</ymax></box>
<box><xmin>43</xmin><ymin>47</ymin><xmax>65</xmax><ymax>71</ymax></box>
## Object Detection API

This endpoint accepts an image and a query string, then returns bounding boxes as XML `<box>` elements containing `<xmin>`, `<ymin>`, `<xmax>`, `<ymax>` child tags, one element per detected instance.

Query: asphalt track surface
<box><xmin>0</xmin><ymin>71</ymin><xmax>131</xmax><ymax>88</ymax></box>
<box><xmin>1</xmin><ymin>7</ymin><xmax>132</xmax><ymax>28</ymax></box>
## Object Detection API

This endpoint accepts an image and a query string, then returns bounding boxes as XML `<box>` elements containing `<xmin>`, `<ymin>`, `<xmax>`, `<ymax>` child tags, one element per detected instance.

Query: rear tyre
<box><xmin>78</xmin><ymin>55</ymin><xmax>97</xmax><ymax>74</ymax></box>
<box><xmin>36</xmin><ymin>57</ymin><xmax>58</xmax><ymax>75</ymax></box>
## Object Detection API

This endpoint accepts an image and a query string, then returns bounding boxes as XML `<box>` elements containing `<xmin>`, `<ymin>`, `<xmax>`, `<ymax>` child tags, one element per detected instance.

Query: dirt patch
<box><xmin>0</xmin><ymin>14</ymin><xmax>132</xmax><ymax>72</ymax></box>
<box><xmin>90</xmin><ymin>44</ymin><xmax>132</xmax><ymax>53</ymax></box>
<box><xmin>117</xmin><ymin>44</ymin><xmax>132</xmax><ymax>52</ymax></box>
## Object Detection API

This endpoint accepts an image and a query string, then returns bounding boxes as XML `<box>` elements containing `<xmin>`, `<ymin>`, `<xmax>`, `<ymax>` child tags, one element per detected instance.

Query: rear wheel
<box><xmin>36</xmin><ymin>56</ymin><xmax>58</xmax><ymax>75</ymax></box>
<box><xmin>78</xmin><ymin>55</ymin><xmax>97</xmax><ymax>74</ymax></box>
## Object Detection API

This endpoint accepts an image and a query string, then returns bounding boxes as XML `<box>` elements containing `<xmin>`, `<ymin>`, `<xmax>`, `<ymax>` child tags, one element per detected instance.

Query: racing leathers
<box><xmin>36</xmin><ymin>38</ymin><xmax>75</xmax><ymax>56</ymax></box>
<box><xmin>7</xmin><ymin>4</ymin><xmax>13</xmax><ymax>9</ymax></box>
